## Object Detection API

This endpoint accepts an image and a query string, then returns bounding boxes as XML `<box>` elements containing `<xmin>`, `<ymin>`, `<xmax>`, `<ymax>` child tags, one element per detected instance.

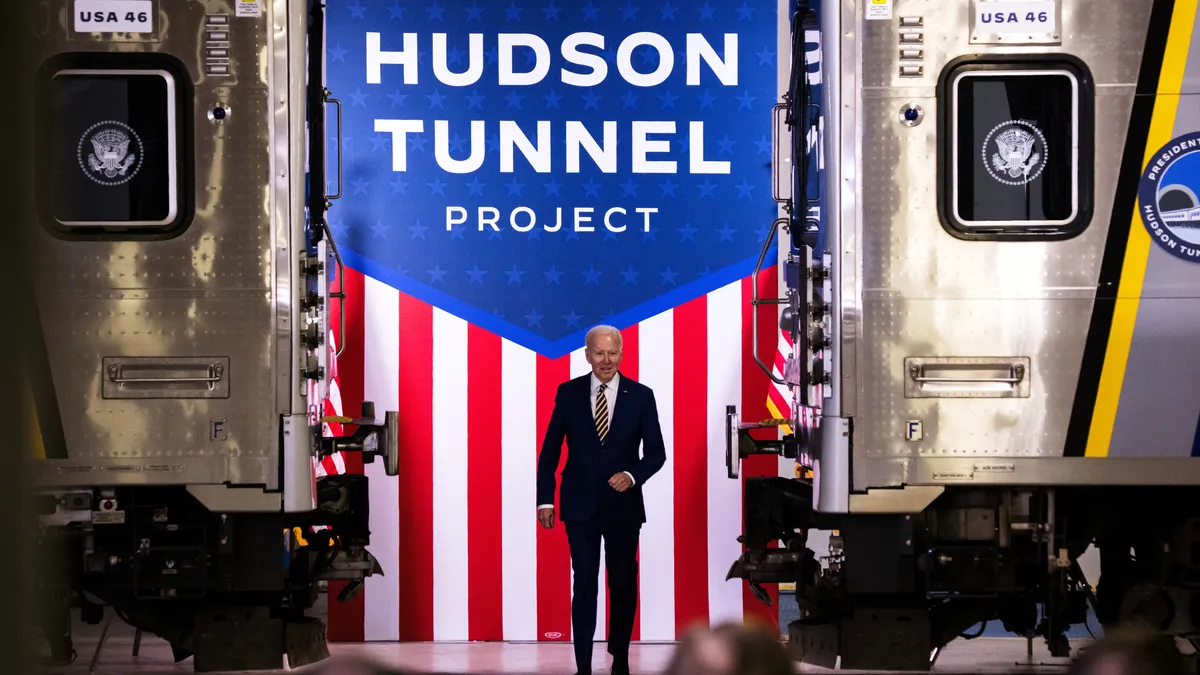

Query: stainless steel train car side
<box><xmin>728</xmin><ymin>0</ymin><xmax>1200</xmax><ymax>669</ymax></box>
<box><xmin>23</xmin><ymin>0</ymin><xmax>396</xmax><ymax>671</ymax></box>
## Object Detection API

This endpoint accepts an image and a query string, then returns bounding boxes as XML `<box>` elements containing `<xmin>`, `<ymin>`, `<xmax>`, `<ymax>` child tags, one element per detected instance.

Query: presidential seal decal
<box><xmin>982</xmin><ymin>120</ymin><xmax>1048</xmax><ymax>186</ymax></box>
<box><xmin>78</xmin><ymin>120</ymin><xmax>143</xmax><ymax>186</ymax></box>
<box><xmin>1138</xmin><ymin>130</ymin><xmax>1200</xmax><ymax>263</ymax></box>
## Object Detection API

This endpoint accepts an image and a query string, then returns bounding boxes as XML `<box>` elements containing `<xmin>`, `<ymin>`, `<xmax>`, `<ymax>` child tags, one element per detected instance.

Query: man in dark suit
<box><xmin>536</xmin><ymin>325</ymin><xmax>667</xmax><ymax>675</ymax></box>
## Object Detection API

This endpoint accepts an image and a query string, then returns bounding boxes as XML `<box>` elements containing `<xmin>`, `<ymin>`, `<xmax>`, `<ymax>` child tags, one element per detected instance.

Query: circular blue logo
<box><xmin>1138</xmin><ymin>131</ymin><xmax>1200</xmax><ymax>263</ymax></box>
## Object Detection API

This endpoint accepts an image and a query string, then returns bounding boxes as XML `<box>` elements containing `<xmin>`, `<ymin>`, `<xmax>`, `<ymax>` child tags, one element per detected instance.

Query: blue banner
<box><xmin>326</xmin><ymin>0</ymin><xmax>780</xmax><ymax>357</ymax></box>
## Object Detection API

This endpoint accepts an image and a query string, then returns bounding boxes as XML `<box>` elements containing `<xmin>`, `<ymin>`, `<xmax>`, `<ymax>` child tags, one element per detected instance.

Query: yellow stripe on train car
<box><xmin>1086</xmin><ymin>0</ymin><xmax>1198</xmax><ymax>457</ymax></box>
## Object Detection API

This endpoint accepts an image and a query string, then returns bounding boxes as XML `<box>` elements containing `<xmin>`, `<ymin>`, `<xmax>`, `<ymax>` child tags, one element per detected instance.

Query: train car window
<box><xmin>937</xmin><ymin>56</ymin><xmax>1094</xmax><ymax>240</ymax></box>
<box><xmin>35</xmin><ymin>54</ymin><xmax>192</xmax><ymax>239</ymax></box>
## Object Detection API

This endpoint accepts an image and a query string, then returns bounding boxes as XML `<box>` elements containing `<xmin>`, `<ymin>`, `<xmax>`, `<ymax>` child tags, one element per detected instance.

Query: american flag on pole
<box><xmin>765</xmin><ymin>328</ymin><xmax>795</xmax><ymax>436</ymax></box>
<box><xmin>313</xmin><ymin>325</ymin><xmax>347</xmax><ymax>479</ymax></box>
<box><xmin>306</xmin><ymin>261</ymin><xmax>347</xmax><ymax>480</ymax></box>
<box><xmin>304</xmin><ymin>273</ymin><xmax>348</xmax><ymax>544</ymax></box>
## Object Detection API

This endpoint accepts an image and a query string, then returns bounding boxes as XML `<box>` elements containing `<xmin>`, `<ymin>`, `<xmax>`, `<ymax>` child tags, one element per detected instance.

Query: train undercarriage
<box><xmin>727</xmin><ymin>458</ymin><xmax>1200</xmax><ymax>670</ymax></box>
<box><xmin>32</xmin><ymin>404</ymin><xmax>396</xmax><ymax>672</ymax></box>
<box><xmin>732</xmin><ymin>0</ymin><xmax>1200</xmax><ymax>668</ymax></box>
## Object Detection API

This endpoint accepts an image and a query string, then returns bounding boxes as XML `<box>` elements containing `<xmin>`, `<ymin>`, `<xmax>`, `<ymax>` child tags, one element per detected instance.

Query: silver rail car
<box><xmin>728</xmin><ymin>0</ymin><xmax>1200</xmax><ymax>669</ymax></box>
<box><xmin>23</xmin><ymin>0</ymin><xmax>396</xmax><ymax>671</ymax></box>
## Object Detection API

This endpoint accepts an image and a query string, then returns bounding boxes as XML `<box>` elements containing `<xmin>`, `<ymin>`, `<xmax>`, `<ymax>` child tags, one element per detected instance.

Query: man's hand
<box><xmin>608</xmin><ymin>472</ymin><xmax>633</xmax><ymax>492</ymax></box>
<box><xmin>538</xmin><ymin>507</ymin><xmax>555</xmax><ymax>529</ymax></box>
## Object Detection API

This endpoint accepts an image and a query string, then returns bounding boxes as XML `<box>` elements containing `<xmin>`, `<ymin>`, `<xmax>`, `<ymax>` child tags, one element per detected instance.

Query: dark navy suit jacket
<box><xmin>535</xmin><ymin>372</ymin><xmax>667</xmax><ymax>525</ymax></box>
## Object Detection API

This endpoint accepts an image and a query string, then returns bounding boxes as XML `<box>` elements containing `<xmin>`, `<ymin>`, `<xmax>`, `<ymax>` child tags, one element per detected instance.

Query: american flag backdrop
<box><xmin>312</xmin><ymin>0</ymin><xmax>820</xmax><ymax>644</ymax></box>
<box><xmin>323</xmin><ymin>264</ymin><xmax>786</xmax><ymax>642</ymax></box>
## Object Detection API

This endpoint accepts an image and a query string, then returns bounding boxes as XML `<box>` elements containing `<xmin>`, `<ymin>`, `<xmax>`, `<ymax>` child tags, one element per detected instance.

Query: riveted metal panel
<box><xmin>843</xmin><ymin>0</ymin><xmax>1200</xmax><ymax>492</ymax></box>
<box><xmin>27</xmin><ymin>0</ymin><xmax>307</xmax><ymax>492</ymax></box>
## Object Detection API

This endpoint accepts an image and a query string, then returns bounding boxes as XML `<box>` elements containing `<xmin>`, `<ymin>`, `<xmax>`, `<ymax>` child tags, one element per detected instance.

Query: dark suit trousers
<box><xmin>566</xmin><ymin>514</ymin><xmax>640</xmax><ymax>671</ymax></box>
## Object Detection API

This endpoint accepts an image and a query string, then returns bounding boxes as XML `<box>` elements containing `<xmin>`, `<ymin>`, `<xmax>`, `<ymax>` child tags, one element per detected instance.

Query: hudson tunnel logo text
<box><xmin>369</xmin><ymin>32</ymin><xmax>738</xmax><ymax>235</ymax></box>
<box><xmin>326</xmin><ymin>0</ymin><xmax>778</xmax><ymax>354</ymax></box>
<box><xmin>1139</xmin><ymin>131</ymin><xmax>1200</xmax><ymax>263</ymax></box>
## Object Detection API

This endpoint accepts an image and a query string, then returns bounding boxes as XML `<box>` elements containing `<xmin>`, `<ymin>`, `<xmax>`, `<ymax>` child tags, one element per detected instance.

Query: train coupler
<box><xmin>318</xmin><ymin>401</ymin><xmax>399</xmax><ymax>477</ymax></box>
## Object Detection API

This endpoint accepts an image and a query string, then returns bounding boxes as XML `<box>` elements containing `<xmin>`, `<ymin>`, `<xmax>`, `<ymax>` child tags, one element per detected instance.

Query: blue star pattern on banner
<box><xmin>326</xmin><ymin>0</ymin><xmax>779</xmax><ymax>357</ymax></box>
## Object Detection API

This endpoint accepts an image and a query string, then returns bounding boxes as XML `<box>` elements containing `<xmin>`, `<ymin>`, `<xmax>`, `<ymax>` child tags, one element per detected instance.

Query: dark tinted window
<box><xmin>46</xmin><ymin>70</ymin><xmax>177</xmax><ymax>227</ymax></box>
<box><xmin>938</xmin><ymin>57</ymin><xmax>1093</xmax><ymax>239</ymax></box>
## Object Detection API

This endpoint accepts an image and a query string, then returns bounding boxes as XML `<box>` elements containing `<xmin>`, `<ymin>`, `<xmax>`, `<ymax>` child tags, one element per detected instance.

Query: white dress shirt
<box><xmin>538</xmin><ymin>372</ymin><xmax>636</xmax><ymax>511</ymax></box>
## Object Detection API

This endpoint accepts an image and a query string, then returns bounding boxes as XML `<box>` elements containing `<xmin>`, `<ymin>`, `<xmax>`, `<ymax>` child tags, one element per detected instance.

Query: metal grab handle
<box><xmin>320</xmin><ymin>221</ymin><xmax>347</xmax><ymax>359</ymax></box>
<box><xmin>106</xmin><ymin>364</ymin><xmax>225</xmax><ymax>389</ymax></box>
<box><xmin>907</xmin><ymin>364</ymin><xmax>1026</xmax><ymax>385</ymax></box>
<box><xmin>319</xmin><ymin>87</ymin><xmax>346</xmax><ymax>357</ymax></box>
<box><xmin>324</xmin><ymin>88</ymin><xmax>343</xmax><ymax>202</ymax></box>
<box><xmin>751</xmin><ymin>218</ymin><xmax>789</xmax><ymax>386</ymax></box>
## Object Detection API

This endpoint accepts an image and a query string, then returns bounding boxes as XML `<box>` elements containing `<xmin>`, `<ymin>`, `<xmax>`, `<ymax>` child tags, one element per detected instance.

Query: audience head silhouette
<box><xmin>662</xmin><ymin>622</ymin><xmax>793</xmax><ymax>675</ymax></box>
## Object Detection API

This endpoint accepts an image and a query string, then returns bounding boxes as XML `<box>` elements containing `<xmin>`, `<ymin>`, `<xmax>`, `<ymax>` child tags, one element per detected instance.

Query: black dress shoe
<box><xmin>610</xmin><ymin>662</ymin><xmax>630</xmax><ymax>675</ymax></box>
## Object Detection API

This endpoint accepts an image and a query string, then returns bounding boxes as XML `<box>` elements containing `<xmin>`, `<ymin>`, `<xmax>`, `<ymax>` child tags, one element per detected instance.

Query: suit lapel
<box><xmin>580</xmin><ymin>376</ymin><xmax>600</xmax><ymax>442</ymax></box>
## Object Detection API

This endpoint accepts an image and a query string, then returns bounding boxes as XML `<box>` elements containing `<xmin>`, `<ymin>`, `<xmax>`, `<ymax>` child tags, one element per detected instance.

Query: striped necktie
<box><xmin>595</xmin><ymin>383</ymin><xmax>609</xmax><ymax>443</ymax></box>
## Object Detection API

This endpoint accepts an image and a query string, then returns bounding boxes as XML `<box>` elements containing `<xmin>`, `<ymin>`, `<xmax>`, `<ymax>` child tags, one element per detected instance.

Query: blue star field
<box><xmin>325</xmin><ymin>0</ymin><xmax>781</xmax><ymax>357</ymax></box>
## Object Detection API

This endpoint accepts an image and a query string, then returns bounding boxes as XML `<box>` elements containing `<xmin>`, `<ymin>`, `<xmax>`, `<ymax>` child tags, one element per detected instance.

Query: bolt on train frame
<box><xmin>727</xmin><ymin>0</ymin><xmax>1200</xmax><ymax>669</ymax></box>
<box><xmin>23</xmin><ymin>0</ymin><xmax>396</xmax><ymax>671</ymax></box>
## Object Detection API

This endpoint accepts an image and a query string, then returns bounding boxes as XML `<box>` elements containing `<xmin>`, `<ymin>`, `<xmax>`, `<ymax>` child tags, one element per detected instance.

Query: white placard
<box><xmin>236</xmin><ymin>0</ymin><xmax>263</xmax><ymax>18</ymax></box>
<box><xmin>974</xmin><ymin>1</ymin><xmax>1057</xmax><ymax>34</ymax></box>
<box><xmin>74</xmin><ymin>0</ymin><xmax>153</xmax><ymax>33</ymax></box>
<box><xmin>866</xmin><ymin>0</ymin><xmax>892</xmax><ymax>20</ymax></box>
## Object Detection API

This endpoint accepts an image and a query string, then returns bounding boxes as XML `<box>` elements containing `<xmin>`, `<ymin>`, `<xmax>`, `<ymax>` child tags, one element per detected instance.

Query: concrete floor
<box><xmin>40</xmin><ymin>609</ymin><xmax>1090</xmax><ymax>675</ymax></box>
<box><xmin>35</xmin><ymin>580</ymin><xmax>1110</xmax><ymax>674</ymax></box>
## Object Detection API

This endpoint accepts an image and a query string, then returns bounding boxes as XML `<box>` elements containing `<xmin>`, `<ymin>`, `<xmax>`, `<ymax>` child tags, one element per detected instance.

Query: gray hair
<box><xmin>585</xmin><ymin>324</ymin><xmax>622</xmax><ymax>351</ymax></box>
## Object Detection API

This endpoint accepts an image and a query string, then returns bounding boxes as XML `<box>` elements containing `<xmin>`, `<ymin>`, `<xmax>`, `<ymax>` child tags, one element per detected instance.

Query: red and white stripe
<box><xmin>326</xmin><ymin>265</ymin><xmax>784</xmax><ymax>642</ymax></box>
<box><xmin>766</xmin><ymin>328</ymin><xmax>794</xmax><ymax>435</ymax></box>
<box><xmin>311</xmin><ymin>329</ymin><xmax>347</xmax><ymax>479</ymax></box>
